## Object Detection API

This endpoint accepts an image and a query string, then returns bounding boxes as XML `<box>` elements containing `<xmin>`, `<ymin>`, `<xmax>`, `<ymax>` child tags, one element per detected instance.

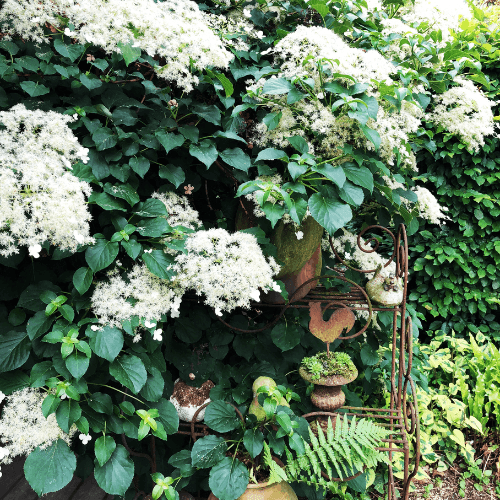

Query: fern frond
<box><xmin>263</xmin><ymin>442</ymin><xmax>288</xmax><ymax>485</ymax></box>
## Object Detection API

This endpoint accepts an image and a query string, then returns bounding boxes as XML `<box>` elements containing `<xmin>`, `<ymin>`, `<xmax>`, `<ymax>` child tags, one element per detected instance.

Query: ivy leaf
<box><xmin>80</xmin><ymin>73</ymin><xmax>102</xmax><ymax>90</ymax></box>
<box><xmin>53</xmin><ymin>38</ymin><xmax>84</xmax><ymax>62</ymax></box>
<box><xmin>262</xmin><ymin>78</ymin><xmax>293</xmax><ymax>95</ymax></box>
<box><xmin>262</xmin><ymin>111</ymin><xmax>282</xmax><ymax>131</ymax></box>
<box><xmin>189</xmin><ymin>140</ymin><xmax>218</xmax><ymax>168</ymax></box>
<box><xmin>95</xmin><ymin>436</ymin><xmax>117</xmax><ymax>467</ymax></box>
<box><xmin>129</xmin><ymin>156</ymin><xmax>150</xmax><ymax>178</ymax></box>
<box><xmin>134</xmin><ymin>199</ymin><xmax>168</xmax><ymax>217</ymax></box>
<box><xmin>136</xmin><ymin>218</ymin><xmax>170</xmax><ymax>237</ymax></box>
<box><xmin>73</xmin><ymin>267</ymin><xmax>93</xmax><ymax>295</ymax></box>
<box><xmin>88</xmin><ymin>392</ymin><xmax>113</xmax><ymax>414</ymax></box>
<box><xmin>286</xmin><ymin>136</ymin><xmax>309</xmax><ymax>154</ymax></box>
<box><xmin>309</xmin><ymin>189</ymin><xmax>352</xmax><ymax>235</ymax></box>
<box><xmin>243</xmin><ymin>429</ymin><xmax>264</xmax><ymax>459</ymax></box>
<box><xmin>311</xmin><ymin>163</ymin><xmax>345</xmax><ymax>188</ymax></box>
<box><xmin>24</xmin><ymin>440</ymin><xmax>76</xmax><ymax>495</ymax></box>
<box><xmin>339</xmin><ymin>180</ymin><xmax>364</xmax><ymax>206</ymax></box>
<box><xmin>219</xmin><ymin>148</ymin><xmax>251</xmax><ymax>172</ymax></box>
<box><xmin>359</xmin><ymin>124</ymin><xmax>381</xmax><ymax>150</ymax></box>
<box><xmin>56</xmin><ymin>399</ymin><xmax>82</xmax><ymax>433</ymax></box>
<box><xmin>142</xmin><ymin>250</ymin><xmax>175</xmax><ymax>279</ymax></box>
<box><xmin>360</xmin><ymin>345</ymin><xmax>379</xmax><ymax>366</ymax></box>
<box><xmin>159</xmin><ymin>164</ymin><xmax>186</xmax><ymax>188</ymax></box>
<box><xmin>0</xmin><ymin>369</ymin><xmax>29</xmax><ymax>395</ymax></box>
<box><xmin>191</xmin><ymin>435</ymin><xmax>227</xmax><ymax>468</ymax></box>
<box><xmin>117</xmin><ymin>41</ymin><xmax>142</xmax><ymax>66</ymax></box>
<box><xmin>103</xmin><ymin>183</ymin><xmax>140</xmax><ymax>206</ymax></box>
<box><xmin>155</xmin><ymin>131</ymin><xmax>185</xmax><ymax>154</ymax></box>
<box><xmin>89</xmin><ymin>326</ymin><xmax>124</xmax><ymax>362</ymax></box>
<box><xmin>140</xmin><ymin>367</ymin><xmax>165</xmax><ymax>402</ymax></box>
<box><xmin>0</xmin><ymin>330</ymin><xmax>30</xmax><ymax>372</ymax></box>
<box><xmin>209</xmin><ymin>457</ymin><xmax>249</xmax><ymax>500</ymax></box>
<box><xmin>262</xmin><ymin>202</ymin><xmax>286</xmax><ymax>228</ymax></box>
<box><xmin>109</xmin><ymin>355</ymin><xmax>147</xmax><ymax>393</ymax></box>
<box><xmin>255</xmin><ymin>148</ymin><xmax>287</xmax><ymax>162</ymax></box>
<box><xmin>65</xmin><ymin>351</ymin><xmax>90</xmax><ymax>380</ymax></box>
<box><xmin>192</xmin><ymin>103</ymin><xmax>221</xmax><ymax>125</ymax></box>
<box><xmin>149</xmin><ymin>399</ymin><xmax>179</xmax><ymax>435</ymax></box>
<box><xmin>343</xmin><ymin>164</ymin><xmax>374</xmax><ymax>192</ymax></box>
<box><xmin>85</xmin><ymin>239</ymin><xmax>119</xmax><ymax>272</ymax></box>
<box><xmin>205</xmin><ymin>401</ymin><xmax>241</xmax><ymax>432</ymax></box>
<box><xmin>271</xmin><ymin>323</ymin><xmax>303</xmax><ymax>351</ymax></box>
<box><xmin>27</xmin><ymin>311</ymin><xmax>54</xmax><ymax>340</ymax></box>
<box><xmin>20</xmin><ymin>81</ymin><xmax>50</xmax><ymax>97</ymax></box>
<box><xmin>122</xmin><ymin>239</ymin><xmax>142</xmax><ymax>260</ymax></box>
<box><xmin>94</xmin><ymin>445</ymin><xmax>134</xmax><ymax>496</ymax></box>
<box><xmin>89</xmin><ymin>192</ymin><xmax>127</xmax><ymax>211</ymax></box>
<box><xmin>93</xmin><ymin>127</ymin><xmax>117</xmax><ymax>151</ymax></box>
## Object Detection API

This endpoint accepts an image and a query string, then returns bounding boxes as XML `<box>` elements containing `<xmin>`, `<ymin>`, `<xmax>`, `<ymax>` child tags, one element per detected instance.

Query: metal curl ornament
<box><xmin>329</xmin><ymin>225</ymin><xmax>397</xmax><ymax>274</ymax></box>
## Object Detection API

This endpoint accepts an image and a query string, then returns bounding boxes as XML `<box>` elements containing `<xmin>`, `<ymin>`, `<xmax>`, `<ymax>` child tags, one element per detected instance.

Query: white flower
<box><xmin>427</xmin><ymin>77</ymin><xmax>497</xmax><ymax>152</ymax></box>
<box><xmin>0</xmin><ymin>104</ymin><xmax>94</xmax><ymax>258</ymax></box>
<box><xmin>0</xmin><ymin>388</ymin><xmax>77</xmax><ymax>464</ymax></box>
<box><xmin>78</xmin><ymin>433</ymin><xmax>92</xmax><ymax>445</ymax></box>
<box><xmin>0</xmin><ymin>391</ymin><xmax>5</xmax><ymax>404</ymax></box>
<box><xmin>91</xmin><ymin>264</ymin><xmax>185</xmax><ymax>327</ymax></box>
<box><xmin>317</xmin><ymin>93</ymin><xmax>324</xmax><ymax>99</ymax></box>
<box><xmin>214</xmin><ymin>307</ymin><xmax>223</xmax><ymax>317</ymax></box>
<box><xmin>153</xmin><ymin>329</ymin><xmax>163</xmax><ymax>341</ymax></box>
<box><xmin>28</xmin><ymin>244</ymin><xmax>42</xmax><ymax>258</ymax></box>
<box><xmin>143</xmin><ymin>248</ymin><xmax>153</xmax><ymax>254</ymax></box>
<box><xmin>295</xmin><ymin>231</ymin><xmax>304</xmax><ymax>240</ymax></box>
<box><xmin>0</xmin><ymin>0</ymin><xmax>234</xmax><ymax>92</ymax></box>
<box><xmin>60</xmin><ymin>393</ymin><xmax>67</xmax><ymax>400</ymax></box>
<box><xmin>0</xmin><ymin>447</ymin><xmax>9</xmax><ymax>460</ymax></box>
<box><xmin>261</xmin><ymin>48</ymin><xmax>273</xmax><ymax>56</ymax></box>
<box><xmin>172</xmin><ymin>229</ymin><xmax>280</xmax><ymax>314</ymax></box>
<box><xmin>255</xmin><ymin>30</ymin><xmax>264</xmax><ymax>39</ymax></box>
<box><xmin>250</xmin><ymin>289</ymin><xmax>261</xmax><ymax>302</ymax></box>
<box><xmin>133</xmin><ymin>333</ymin><xmax>142</xmax><ymax>343</ymax></box>
<box><xmin>64</xmin><ymin>27</ymin><xmax>72</xmax><ymax>36</ymax></box>
<box><xmin>74</xmin><ymin>231</ymin><xmax>85</xmax><ymax>245</ymax></box>
<box><xmin>90</xmin><ymin>325</ymin><xmax>100</xmax><ymax>331</ymax></box>
<box><xmin>144</xmin><ymin>320</ymin><xmax>156</xmax><ymax>328</ymax></box>
<box><xmin>243</xmin><ymin>8</ymin><xmax>251</xmax><ymax>17</ymax></box>
<box><xmin>272</xmin><ymin>282</ymin><xmax>282</xmax><ymax>293</ymax></box>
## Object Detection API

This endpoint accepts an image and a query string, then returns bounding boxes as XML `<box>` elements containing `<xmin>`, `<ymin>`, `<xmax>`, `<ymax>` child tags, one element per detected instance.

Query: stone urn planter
<box><xmin>366</xmin><ymin>266</ymin><xmax>403</xmax><ymax>306</ymax></box>
<box><xmin>169</xmin><ymin>378</ymin><xmax>214</xmax><ymax>422</ymax></box>
<box><xmin>299</xmin><ymin>352</ymin><xmax>358</xmax><ymax>411</ymax></box>
<box><xmin>236</xmin><ymin>200</ymin><xmax>324</xmax><ymax>304</ymax></box>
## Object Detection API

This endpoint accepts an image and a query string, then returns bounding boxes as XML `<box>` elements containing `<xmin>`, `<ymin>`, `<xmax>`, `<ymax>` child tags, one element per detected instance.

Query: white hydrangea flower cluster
<box><xmin>270</xmin><ymin>25</ymin><xmax>395</xmax><ymax>87</ymax></box>
<box><xmin>0</xmin><ymin>0</ymin><xmax>233</xmax><ymax>92</ymax></box>
<box><xmin>370</xmin><ymin>100</ymin><xmax>423</xmax><ymax>170</ymax></box>
<box><xmin>379</xmin><ymin>18</ymin><xmax>419</xmax><ymax>61</ymax></box>
<box><xmin>173</xmin><ymin>228</ymin><xmax>281</xmax><ymax>315</ymax></box>
<box><xmin>401</xmin><ymin>0</ymin><xmax>471</xmax><ymax>41</ymax></box>
<box><xmin>0</xmin><ymin>388</ymin><xmax>76</xmax><ymax>464</ymax></box>
<box><xmin>0</xmin><ymin>104</ymin><xmax>93</xmax><ymax>258</ymax></box>
<box><xmin>91</xmin><ymin>264</ymin><xmax>184</xmax><ymax>327</ymax></box>
<box><xmin>412</xmin><ymin>186</ymin><xmax>450</xmax><ymax>225</ymax></box>
<box><xmin>249</xmin><ymin>26</ymin><xmax>421</xmax><ymax>167</ymax></box>
<box><xmin>152</xmin><ymin>191</ymin><xmax>201</xmax><ymax>230</ymax></box>
<box><xmin>428</xmin><ymin>77</ymin><xmax>497</xmax><ymax>152</ymax></box>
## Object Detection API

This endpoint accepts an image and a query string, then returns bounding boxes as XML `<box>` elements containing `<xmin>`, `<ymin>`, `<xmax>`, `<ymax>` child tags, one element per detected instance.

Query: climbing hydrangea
<box><xmin>91</xmin><ymin>264</ymin><xmax>184</xmax><ymax>327</ymax></box>
<box><xmin>0</xmin><ymin>388</ymin><xmax>76</xmax><ymax>463</ymax></box>
<box><xmin>0</xmin><ymin>104</ymin><xmax>93</xmax><ymax>257</ymax></box>
<box><xmin>427</xmin><ymin>77</ymin><xmax>497</xmax><ymax>152</ymax></box>
<box><xmin>0</xmin><ymin>0</ymin><xmax>233</xmax><ymax>91</ymax></box>
<box><xmin>173</xmin><ymin>229</ymin><xmax>281</xmax><ymax>315</ymax></box>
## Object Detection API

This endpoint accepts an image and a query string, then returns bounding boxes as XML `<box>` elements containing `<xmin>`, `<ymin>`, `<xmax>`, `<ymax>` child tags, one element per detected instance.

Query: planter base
<box><xmin>311</xmin><ymin>384</ymin><xmax>345</xmax><ymax>411</ymax></box>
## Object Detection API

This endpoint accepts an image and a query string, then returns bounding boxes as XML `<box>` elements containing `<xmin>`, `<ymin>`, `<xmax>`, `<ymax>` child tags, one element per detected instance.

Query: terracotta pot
<box><xmin>299</xmin><ymin>366</ymin><xmax>358</xmax><ymax>411</ymax></box>
<box><xmin>235</xmin><ymin>200</ymin><xmax>324</xmax><ymax>304</ymax></box>
<box><xmin>208</xmin><ymin>480</ymin><xmax>298</xmax><ymax>500</ymax></box>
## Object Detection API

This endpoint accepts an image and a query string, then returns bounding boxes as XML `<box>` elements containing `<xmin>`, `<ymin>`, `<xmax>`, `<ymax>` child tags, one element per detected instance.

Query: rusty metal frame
<box><xmin>180</xmin><ymin>224</ymin><xmax>420</xmax><ymax>499</ymax></box>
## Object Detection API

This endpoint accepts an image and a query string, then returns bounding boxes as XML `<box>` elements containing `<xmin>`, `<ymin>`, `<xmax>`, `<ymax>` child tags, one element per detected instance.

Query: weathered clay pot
<box><xmin>299</xmin><ymin>367</ymin><xmax>358</xmax><ymax>411</ymax></box>
<box><xmin>208</xmin><ymin>480</ymin><xmax>298</xmax><ymax>500</ymax></box>
<box><xmin>236</xmin><ymin>201</ymin><xmax>324</xmax><ymax>304</ymax></box>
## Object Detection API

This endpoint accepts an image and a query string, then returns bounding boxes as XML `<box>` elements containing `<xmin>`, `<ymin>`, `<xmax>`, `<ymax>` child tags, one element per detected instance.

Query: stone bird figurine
<box><xmin>308</xmin><ymin>302</ymin><xmax>356</xmax><ymax>355</ymax></box>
